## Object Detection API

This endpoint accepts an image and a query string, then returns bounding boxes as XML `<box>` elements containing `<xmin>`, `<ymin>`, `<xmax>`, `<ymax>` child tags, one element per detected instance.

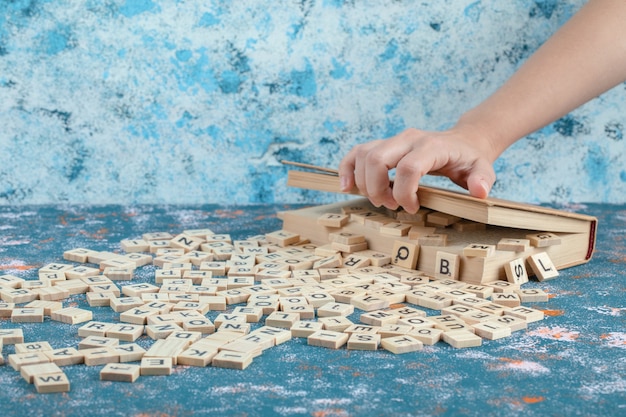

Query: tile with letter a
<box><xmin>100</xmin><ymin>363</ymin><xmax>141</xmax><ymax>382</ymax></box>
<box><xmin>45</xmin><ymin>347</ymin><xmax>84</xmax><ymax>366</ymax></box>
<box><xmin>114</xmin><ymin>343</ymin><xmax>146</xmax><ymax>363</ymax></box>
<box><xmin>381</xmin><ymin>335</ymin><xmax>424</xmax><ymax>354</ymax></box>
<box><xmin>34</xmin><ymin>371</ymin><xmax>70</xmax><ymax>393</ymax></box>
<box><xmin>212</xmin><ymin>350</ymin><xmax>253</xmax><ymax>370</ymax></box>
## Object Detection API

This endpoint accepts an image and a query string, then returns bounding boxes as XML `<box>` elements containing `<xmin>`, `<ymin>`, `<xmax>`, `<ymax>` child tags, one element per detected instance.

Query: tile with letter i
<box><xmin>472</xmin><ymin>320</ymin><xmax>512</xmax><ymax>340</ymax></box>
<box><xmin>100</xmin><ymin>363</ymin><xmax>141</xmax><ymax>382</ymax></box>
<box><xmin>307</xmin><ymin>330</ymin><xmax>350</xmax><ymax>349</ymax></box>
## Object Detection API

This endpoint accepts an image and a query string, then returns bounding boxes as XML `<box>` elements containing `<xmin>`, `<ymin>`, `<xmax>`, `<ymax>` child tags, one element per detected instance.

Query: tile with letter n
<box><xmin>211</xmin><ymin>350</ymin><xmax>253</xmax><ymax>370</ymax></box>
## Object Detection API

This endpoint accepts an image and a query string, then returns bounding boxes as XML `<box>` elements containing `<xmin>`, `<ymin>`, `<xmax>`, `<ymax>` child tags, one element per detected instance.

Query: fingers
<box><xmin>338</xmin><ymin>149</ymin><xmax>357</xmax><ymax>192</ymax></box>
<box><xmin>466</xmin><ymin>159</ymin><xmax>496</xmax><ymax>199</ymax></box>
<box><xmin>340</xmin><ymin>139</ymin><xmax>402</xmax><ymax>209</ymax></box>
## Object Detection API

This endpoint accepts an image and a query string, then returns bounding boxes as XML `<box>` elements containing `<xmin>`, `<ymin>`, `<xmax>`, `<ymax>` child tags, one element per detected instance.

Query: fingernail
<box><xmin>339</xmin><ymin>176</ymin><xmax>348</xmax><ymax>191</ymax></box>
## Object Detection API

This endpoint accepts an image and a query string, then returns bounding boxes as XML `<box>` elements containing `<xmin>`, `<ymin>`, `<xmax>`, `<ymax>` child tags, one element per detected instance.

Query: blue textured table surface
<box><xmin>0</xmin><ymin>203</ymin><xmax>624</xmax><ymax>417</ymax></box>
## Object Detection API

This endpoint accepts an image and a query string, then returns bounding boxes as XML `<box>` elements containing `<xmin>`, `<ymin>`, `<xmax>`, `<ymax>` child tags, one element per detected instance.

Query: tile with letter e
<box><xmin>140</xmin><ymin>357</ymin><xmax>172</xmax><ymax>376</ymax></box>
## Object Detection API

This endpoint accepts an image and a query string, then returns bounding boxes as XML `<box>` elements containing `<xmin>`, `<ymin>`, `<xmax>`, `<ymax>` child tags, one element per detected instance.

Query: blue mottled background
<box><xmin>0</xmin><ymin>0</ymin><xmax>624</xmax><ymax>205</ymax></box>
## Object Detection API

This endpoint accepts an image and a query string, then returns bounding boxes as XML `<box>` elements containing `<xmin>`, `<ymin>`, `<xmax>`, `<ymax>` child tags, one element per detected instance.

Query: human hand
<box><xmin>338</xmin><ymin>127</ymin><xmax>497</xmax><ymax>213</ymax></box>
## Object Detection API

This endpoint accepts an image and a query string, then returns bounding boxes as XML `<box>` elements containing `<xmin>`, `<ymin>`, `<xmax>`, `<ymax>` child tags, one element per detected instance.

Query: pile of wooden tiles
<box><xmin>0</xmin><ymin>224</ymin><xmax>551</xmax><ymax>393</ymax></box>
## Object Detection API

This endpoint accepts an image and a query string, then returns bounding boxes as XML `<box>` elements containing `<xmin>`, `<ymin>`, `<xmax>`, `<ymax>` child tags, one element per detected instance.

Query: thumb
<box><xmin>466</xmin><ymin>161</ymin><xmax>496</xmax><ymax>199</ymax></box>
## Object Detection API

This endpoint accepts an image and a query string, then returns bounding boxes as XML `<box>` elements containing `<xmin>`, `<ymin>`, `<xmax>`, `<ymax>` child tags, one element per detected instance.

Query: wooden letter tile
<box><xmin>34</xmin><ymin>371</ymin><xmax>70</xmax><ymax>393</ymax></box>
<box><xmin>504</xmin><ymin>258</ymin><xmax>529</xmax><ymax>285</ymax></box>
<box><xmin>527</xmin><ymin>252</ymin><xmax>559</xmax><ymax>281</ymax></box>
<box><xmin>391</xmin><ymin>241</ymin><xmax>419</xmax><ymax>270</ymax></box>
<box><xmin>212</xmin><ymin>350</ymin><xmax>253</xmax><ymax>370</ymax></box>
<box><xmin>307</xmin><ymin>330</ymin><xmax>349</xmax><ymax>349</ymax></box>
<box><xmin>380</xmin><ymin>335</ymin><xmax>424</xmax><ymax>354</ymax></box>
<box><xmin>100</xmin><ymin>363</ymin><xmax>141</xmax><ymax>382</ymax></box>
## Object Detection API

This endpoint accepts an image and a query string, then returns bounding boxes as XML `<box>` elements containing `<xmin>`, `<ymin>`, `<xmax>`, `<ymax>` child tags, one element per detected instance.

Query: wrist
<box><xmin>453</xmin><ymin>108</ymin><xmax>515</xmax><ymax>163</ymax></box>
